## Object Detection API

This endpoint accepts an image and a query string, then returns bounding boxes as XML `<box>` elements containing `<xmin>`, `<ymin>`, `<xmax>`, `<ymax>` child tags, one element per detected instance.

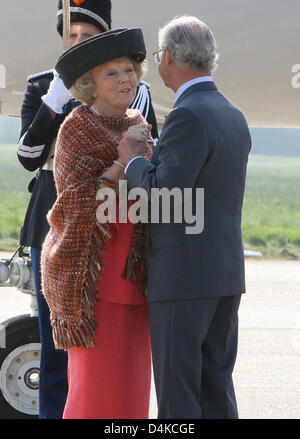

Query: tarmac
<box><xmin>0</xmin><ymin>252</ymin><xmax>299</xmax><ymax>419</ymax></box>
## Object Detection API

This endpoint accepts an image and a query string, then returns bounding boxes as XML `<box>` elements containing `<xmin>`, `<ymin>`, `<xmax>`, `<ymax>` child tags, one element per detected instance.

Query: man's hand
<box><xmin>117</xmin><ymin>123</ymin><xmax>150</xmax><ymax>166</ymax></box>
<box><xmin>41</xmin><ymin>70</ymin><xmax>72</xmax><ymax>114</ymax></box>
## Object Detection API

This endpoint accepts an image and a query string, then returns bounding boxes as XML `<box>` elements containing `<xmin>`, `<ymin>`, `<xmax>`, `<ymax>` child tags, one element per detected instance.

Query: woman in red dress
<box><xmin>41</xmin><ymin>29</ymin><xmax>152</xmax><ymax>419</ymax></box>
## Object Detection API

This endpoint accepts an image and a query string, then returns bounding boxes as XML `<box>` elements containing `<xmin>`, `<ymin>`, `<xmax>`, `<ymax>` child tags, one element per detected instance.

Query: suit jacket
<box><xmin>126</xmin><ymin>81</ymin><xmax>251</xmax><ymax>302</ymax></box>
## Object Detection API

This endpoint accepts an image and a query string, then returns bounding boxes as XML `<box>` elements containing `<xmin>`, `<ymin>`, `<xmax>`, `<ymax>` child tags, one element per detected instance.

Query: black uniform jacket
<box><xmin>18</xmin><ymin>70</ymin><xmax>158</xmax><ymax>247</ymax></box>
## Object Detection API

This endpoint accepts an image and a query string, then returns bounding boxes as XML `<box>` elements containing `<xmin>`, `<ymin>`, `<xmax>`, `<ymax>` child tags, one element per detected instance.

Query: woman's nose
<box><xmin>119</xmin><ymin>72</ymin><xmax>129</xmax><ymax>83</ymax></box>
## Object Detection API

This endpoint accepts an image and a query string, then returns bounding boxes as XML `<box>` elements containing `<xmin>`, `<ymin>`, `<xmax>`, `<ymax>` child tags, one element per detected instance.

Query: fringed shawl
<box><xmin>41</xmin><ymin>105</ymin><xmax>151</xmax><ymax>350</ymax></box>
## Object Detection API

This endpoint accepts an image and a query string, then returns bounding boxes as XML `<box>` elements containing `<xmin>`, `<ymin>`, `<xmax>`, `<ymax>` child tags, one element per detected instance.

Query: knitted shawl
<box><xmin>41</xmin><ymin>105</ymin><xmax>151</xmax><ymax>350</ymax></box>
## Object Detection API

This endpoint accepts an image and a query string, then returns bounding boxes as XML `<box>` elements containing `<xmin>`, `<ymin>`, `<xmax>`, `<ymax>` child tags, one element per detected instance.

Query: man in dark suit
<box><xmin>118</xmin><ymin>15</ymin><xmax>251</xmax><ymax>418</ymax></box>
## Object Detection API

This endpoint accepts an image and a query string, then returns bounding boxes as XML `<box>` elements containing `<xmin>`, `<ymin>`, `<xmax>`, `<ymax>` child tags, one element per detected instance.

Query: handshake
<box><xmin>117</xmin><ymin>123</ymin><xmax>153</xmax><ymax>167</ymax></box>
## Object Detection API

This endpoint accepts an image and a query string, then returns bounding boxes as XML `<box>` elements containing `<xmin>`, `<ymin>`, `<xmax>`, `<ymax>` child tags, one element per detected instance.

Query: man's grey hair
<box><xmin>158</xmin><ymin>15</ymin><xmax>219</xmax><ymax>71</ymax></box>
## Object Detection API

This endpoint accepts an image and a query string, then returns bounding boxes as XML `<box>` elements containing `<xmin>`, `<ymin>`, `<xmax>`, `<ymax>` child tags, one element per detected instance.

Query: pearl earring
<box><xmin>93</xmin><ymin>91</ymin><xmax>98</xmax><ymax>97</ymax></box>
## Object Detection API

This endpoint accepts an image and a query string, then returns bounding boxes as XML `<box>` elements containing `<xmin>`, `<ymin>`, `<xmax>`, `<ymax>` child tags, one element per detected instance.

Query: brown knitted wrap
<box><xmin>41</xmin><ymin>105</ymin><xmax>151</xmax><ymax>350</ymax></box>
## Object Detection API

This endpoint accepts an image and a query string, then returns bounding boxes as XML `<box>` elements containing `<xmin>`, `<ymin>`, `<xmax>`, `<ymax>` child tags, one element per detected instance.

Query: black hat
<box><xmin>57</xmin><ymin>0</ymin><xmax>112</xmax><ymax>35</ymax></box>
<box><xmin>55</xmin><ymin>28</ymin><xmax>146</xmax><ymax>89</ymax></box>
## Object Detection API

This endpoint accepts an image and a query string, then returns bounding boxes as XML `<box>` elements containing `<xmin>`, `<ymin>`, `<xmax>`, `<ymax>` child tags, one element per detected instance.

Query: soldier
<box><xmin>17</xmin><ymin>0</ymin><xmax>158</xmax><ymax>419</ymax></box>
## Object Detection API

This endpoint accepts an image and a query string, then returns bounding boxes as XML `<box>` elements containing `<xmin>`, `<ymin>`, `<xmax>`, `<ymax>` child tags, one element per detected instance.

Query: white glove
<box><xmin>42</xmin><ymin>70</ymin><xmax>72</xmax><ymax>114</ymax></box>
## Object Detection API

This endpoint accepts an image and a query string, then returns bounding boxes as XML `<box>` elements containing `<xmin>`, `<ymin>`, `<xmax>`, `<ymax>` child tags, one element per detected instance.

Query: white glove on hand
<box><xmin>42</xmin><ymin>70</ymin><xmax>72</xmax><ymax>114</ymax></box>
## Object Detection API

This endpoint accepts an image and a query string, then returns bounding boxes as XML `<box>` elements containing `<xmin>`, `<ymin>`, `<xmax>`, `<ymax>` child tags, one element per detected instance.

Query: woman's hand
<box><xmin>117</xmin><ymin>123</ymin><xmax>152</xmax><ymax>166</ymax></box>
<box><xmin>101</xmin><ymin>161</ymin><xmax>125</xmax><ymax>182</ymax></box>
<box><xmin>97</xmin><ymin>162</ymin><xmax>124</xmax><ymax>197</ymax></box>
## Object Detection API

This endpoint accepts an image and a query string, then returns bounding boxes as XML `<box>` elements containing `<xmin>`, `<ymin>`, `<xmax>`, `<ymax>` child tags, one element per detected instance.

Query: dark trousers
<box><xmin>148</xmin><ymin>295</ymin><xmax>241</xmax><ymax>419</ymax></box>
<box><xmin>31</xmin><ymin>247</ymin><xmax>68</xmax><ymax>419</ymax></box>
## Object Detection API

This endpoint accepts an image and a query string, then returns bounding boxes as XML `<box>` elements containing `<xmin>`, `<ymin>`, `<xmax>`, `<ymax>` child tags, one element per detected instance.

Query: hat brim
<box><xmin>55</xmin><ymin>28</ymin><xmax>146</xmax><ymax>89</ymax></box>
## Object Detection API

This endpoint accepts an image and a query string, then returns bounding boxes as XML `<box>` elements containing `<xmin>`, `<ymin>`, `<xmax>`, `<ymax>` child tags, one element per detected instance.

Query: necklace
<box><xmin>90</xmin><ymin>105</ymin><xmax>102</xmax><ymax>116</ymax></box>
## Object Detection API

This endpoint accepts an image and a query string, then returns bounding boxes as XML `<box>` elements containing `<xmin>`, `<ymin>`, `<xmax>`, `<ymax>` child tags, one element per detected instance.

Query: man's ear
<box><xmin>164</xmin><ymin>48</ymin><xmax>172</xmax><ymax>65</ymax></box>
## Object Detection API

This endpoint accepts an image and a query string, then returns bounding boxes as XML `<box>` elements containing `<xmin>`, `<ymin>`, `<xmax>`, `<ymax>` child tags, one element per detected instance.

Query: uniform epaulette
<box><xmin>27</xmin><ymin>69</ymin><xmax>54</xmax><ymax>82</ymax></box>
<box><xmin>140</xmin><ymin>80</ymin><xmax>151</xmax><ymax>89</ymax></box>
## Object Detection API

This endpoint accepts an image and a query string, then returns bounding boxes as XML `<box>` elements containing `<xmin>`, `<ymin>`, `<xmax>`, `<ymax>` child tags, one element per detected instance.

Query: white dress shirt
<box><xmin>174</xmin><ymin>76</ymin><xmax>212</xmax><ymax>103</ymax></box>
<box><xmin>124</xmin><ymin>76</ymin><xmax>213</xmax><ymax>174</ymax></box>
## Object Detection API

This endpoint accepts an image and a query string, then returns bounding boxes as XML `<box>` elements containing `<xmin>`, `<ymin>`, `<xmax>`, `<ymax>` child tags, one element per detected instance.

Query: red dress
<box><xmin>63</xmin><ymin>204</ymin><xmax>151</xmax><ymax>419</ymax></box>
